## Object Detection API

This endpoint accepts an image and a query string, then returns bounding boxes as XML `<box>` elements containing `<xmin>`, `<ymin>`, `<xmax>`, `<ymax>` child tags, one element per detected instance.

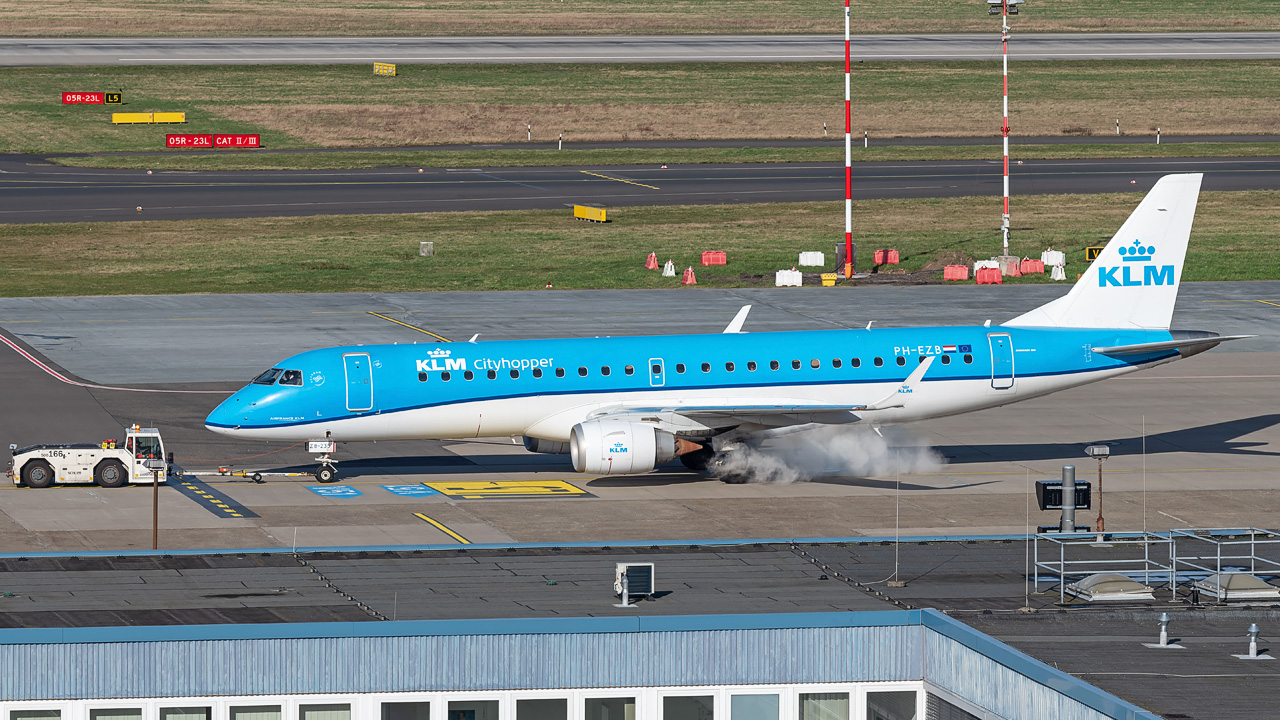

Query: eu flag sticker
<box><xmin>958</xmin><ymin>344</ymin><xmax>972</xmax><ymax>353</ymax></box>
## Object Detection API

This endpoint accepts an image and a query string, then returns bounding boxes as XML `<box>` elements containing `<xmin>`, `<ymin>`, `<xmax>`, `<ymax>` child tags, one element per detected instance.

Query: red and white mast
<box><xmin>844</xmin><ymin>0</ymin><xmax>853</xmax><ymax>279</ymax></box>
<box><xmin>1000</xmin><ymin>0</ymin><xmax>1011</xmax><ymax>256</ymax></box>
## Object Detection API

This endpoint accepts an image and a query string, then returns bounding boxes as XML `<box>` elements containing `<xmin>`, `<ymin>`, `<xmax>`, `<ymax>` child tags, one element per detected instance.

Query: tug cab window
<box><xmin>252</xmin><ymin>368</ymin><xmax>282</xmax><ymax>385</ymax></box>
<box><xmin>280</xmin><ymin>370</ymin><xmax>303</xmax><ymax>386</ymax></box>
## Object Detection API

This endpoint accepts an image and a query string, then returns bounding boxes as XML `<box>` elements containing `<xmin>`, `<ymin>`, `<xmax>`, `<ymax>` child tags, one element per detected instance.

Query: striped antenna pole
<box><xmin>1000</xmin><ymin>0</ymin><xmax>1011</xmax><ymax>256</ymax></box>
<box><xmin>844</xmin><ymin>0</ymin><xmax>853</xmax><ymax>279</ymax></box>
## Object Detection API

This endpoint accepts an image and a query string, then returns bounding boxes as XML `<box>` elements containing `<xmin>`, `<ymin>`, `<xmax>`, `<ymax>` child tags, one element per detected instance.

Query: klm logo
<box><xmin>416</xmin><ymin>348</ymin><xmax>466</xmax><ymax>373</ymax></box>
<box><xmin>609</xmin><ymin>442</ymin><xmax>628</xmax><ymax>454</ymax></box>
<box><xmin>1097</xmin><ymin>239</ymin><xmax>1174</xmax><ymax>287</ymax></box>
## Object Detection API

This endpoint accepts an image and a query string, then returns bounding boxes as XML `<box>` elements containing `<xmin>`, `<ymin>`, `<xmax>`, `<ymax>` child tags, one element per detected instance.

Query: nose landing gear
<box><xmin>308</xmin><ymin>438</ymin><xmax>340</xmax><ymax>483</ymax></box>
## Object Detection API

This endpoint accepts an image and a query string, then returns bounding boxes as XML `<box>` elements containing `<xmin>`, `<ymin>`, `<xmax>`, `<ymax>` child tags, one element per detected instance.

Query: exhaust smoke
<box><xmin>713</xmin><ymin>425</ymin><xmax>944</xmax><ymax>484</ymax></box>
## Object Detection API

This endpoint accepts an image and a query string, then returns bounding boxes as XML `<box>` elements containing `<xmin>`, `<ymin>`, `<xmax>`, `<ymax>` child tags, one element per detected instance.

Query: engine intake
<box><xmin>570</xmin><ymin>420</ymin><xmax>676</xmax><ymax>475</ymax></box>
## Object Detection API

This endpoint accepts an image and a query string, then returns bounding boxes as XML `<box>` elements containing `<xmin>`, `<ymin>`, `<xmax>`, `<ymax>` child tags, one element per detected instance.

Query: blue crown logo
<box><xmin>427</xmin><ymin>348</ymin><xmax>451</xmax><ymax>358</ymax></box>
<box><xmin>1118</xmin><ymin>239</ymin><xmax>1156</xmax><ymax>262</ymax></box>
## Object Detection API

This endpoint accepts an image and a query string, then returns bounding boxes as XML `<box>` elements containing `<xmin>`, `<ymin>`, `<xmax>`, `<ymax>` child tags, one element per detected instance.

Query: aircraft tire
<box><xmin>94</xmin><ymin>459</ymin><xmax>128</xmax><ymax>488</ymax></box>
<box><xmin>315</xmin><ymin>464</ymin><xmax>338</xmax><ymax>483</ymax></box>
<box><xmin>22</xmin><ymin>460</ymin><xmax>55</xmax><ymax>488</ymax></box>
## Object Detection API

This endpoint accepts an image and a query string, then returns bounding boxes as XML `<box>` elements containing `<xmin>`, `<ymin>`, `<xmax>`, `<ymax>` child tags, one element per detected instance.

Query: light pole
<box><xmin>987</xmin><ymin>0</ymin><xmax>1024</xmax><ymax>260</ymax></box>
<box><xmin>842</xmin><ymin>0</ymin><xmax>853</xmax><ymax>280</ymax></box>
<box><xmin>1085</xmin><ymin>444</ymin><xmax>1110</xmax><ymax>537</ymax></box>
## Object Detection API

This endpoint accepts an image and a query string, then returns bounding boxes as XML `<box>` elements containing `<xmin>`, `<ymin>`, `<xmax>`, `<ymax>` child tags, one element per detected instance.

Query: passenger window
<box><xmin>578</xmin><ymin>367</ymin><xmax>588</xmax><ymax>377</ymax></box>
<box><xmin>964</xmin><ymin>354</ymin><xmax>973</xmax><ymax>364</ymax></box>
<box><xmin>941</xmin><ymin>355</ymin><xmax>951</xmax><ymax>365</ymax></box>
<box><xmin>418</xmin><ymin>372</ymin><xmax>428</xmax><ymax>382</ymax></box>
<box><xmin>725</xmin><ymin>362</ymin><xmax>735</xmax><ymax>372</ymax></box>
<box><xmin>851</xmin><ymin>358</ymin><xmax>861</xmax><ymax>368</ymax></box>
<box><xmin>533</xmin><ymin>368</ymin><xmax>543</xmax><ymax>378</ymax></box>
<box><xmin>625</xmin><ymin>365</ymin><xmax>635</xmax><ymax>375</ymax></box>
<box><xmin>918</xmin><ymin>356</ymin><xmax>927</xmax><ymax>363</ymax></box>
<box><xmin>810</xmin><ymin>359</ymin><xmax>820</xmax><ymax>369</ymax></box>
<box><xmin>874</xmin><ymin>357</ymin><xmax>884</xmax><ymax>367</ymax></box>
<box><xmin>279</xmin><ymin>370</ymin><xmax>302</xmax><ymax>386</ymax></box>
<box><xmin>442</xmin><ymin>371</ymin><xmax>452</xmax><ymax>381</ymax></box>
<box><xmin>676</xmin><ymin>363</ymin><xmax>686</xmax><ymax>374</ymax></box>
<box><xmin>832</xmin><ymin>358</ymin><xmax>842</xmax><ymax>369</ymax></box>
<box><xmin>464</xmin><ymin>370</ymin><xmax>473</xmax><ymax>381</ymax></box>
<box><xmin>770</xmin><ymin>360</ymin><xmax>780</xmax><ymax>370</ymax></box>
<box><xmin>651</xmin><ymin>364</ymin><xmax>661</xmax><ymax>374</ymax></box>
<box><xmin>701</xmin><ymin>362</ymin><xmax>711</xmax><ymax>373</ymax></box>
<box><xmin>792</xmin><ymin>360</ymin><xmax>801</xmax><ymax>370</ymax></box>
<box><xmin>251</xmin><ymin>368</ymin><xmax>281</xmax><ymax>385</ymax></box>
<box><xmin>556</xmin><ymin>367</ymin><xmax>566</xmax><ymax>378</ymax></box>
<box><xmin>487</xmin><ymin>370</ymin><xmax>497</xmax><ymax>380</ymax></box>
<box><xmin>510</xmin><ymin>369</ymin><xmax>519</xmax><ymax>379</ymax></box>
<box><xmin>896</xmin><ymin>356</ymin><xmax>906</xmax><ymax>366</ymax></box>
<box><xmin>747</xmin><ymin>361</ymin><xmax>757</xmax><ymax>371</ymax></box>
<box><xmin>601</xmin><ymin>366</ymin><xmax>611</xmax><ymax>376</ymax></box>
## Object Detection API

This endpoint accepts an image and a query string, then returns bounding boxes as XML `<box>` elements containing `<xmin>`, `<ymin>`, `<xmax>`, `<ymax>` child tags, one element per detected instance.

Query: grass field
<box><xmin>3</xmin><ymin>0</ymin><xmax>1276</xmax><ymax>36</ymax></box>
<box><xmin>1</xmin><ymin>191</ymin><xmax>1273</xmax><ymax>297</ymax></box>
<box><xmin>6</xmin><ymin>61</ymin><xmax>1278</xmax><ymax>159</ymax></box>
<box><xmin>48</xmin><ymin>142</ymin><xmax>1280</xmax><ymax>171</ymax></box>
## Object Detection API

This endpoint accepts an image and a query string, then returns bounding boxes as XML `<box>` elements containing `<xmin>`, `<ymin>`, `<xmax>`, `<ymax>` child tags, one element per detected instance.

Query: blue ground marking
<box><xmin>381</xmin><ymin>484</ymin><xmax>440</xmax><ymax>498</ymax></box>
<box><xmin>172</xmin><ymin>476</ymin><xmax>260</xmax><ymax>519</ymax></box>
<box><xmin>307</xmin><ymin>485</ymin><xmax>363</xmax><ymax>498</ymax></box>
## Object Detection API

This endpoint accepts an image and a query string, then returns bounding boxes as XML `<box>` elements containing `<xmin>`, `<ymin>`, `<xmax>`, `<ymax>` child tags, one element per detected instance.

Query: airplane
<box><xmin>206</xmin><ymin>173</ymin><xmax>1250</xmax><ymax>483</ymax></box>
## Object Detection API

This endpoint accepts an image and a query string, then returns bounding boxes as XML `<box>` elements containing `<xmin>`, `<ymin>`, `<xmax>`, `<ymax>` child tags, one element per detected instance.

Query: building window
<box><xmin>449</xmin><ymin>702</ymin><xmax>499</xmax><ymax>720</ymax></box>
<box><xmin>731</xmin><ymin>695</ymin><xmax>779</xmax><ymax>720</ymax></box>
<box><xmin>92</xmin><ymin>711</ymin><xmax>143</xmax><ymax>720</ymax></box>
<box><xmin>160</xmin><ymin>709</ymin><xmax>211</xmax><ymax>720</ymax></box>
<box><xmin>585</xmin><ymin>698</ymin><xmax>636</xmax><ymax>720</ymax></box>
<box><xmin>866</xmin><ymin>691</ymin><xmax>918</xmax><ymax>720</ymax></box>
<box><xmin>382</xmin><ymin>704</ymin><xmax>430</xmax><ymax>720</ymax></box>
<box><xmin>229</xmin><ymin>707</ymin><xmax>280</xmax><ymax>720</ymax></box>
<box><xmin>12</xmin><ymin>714</ymin><xmax>59</xmax><ymax>720</ymax></box>
<box><xmin>664</xmin><ymin>696</ymin><xmax>714</xmax><ymax>720</ymax></box>
<box><xmin>625</xmin><ymin>365</ymin><xmax>635</xmax><ymax>375</ymax></box>
<box><xmin>798</xmin><ymin>693</ymin><xmax>848</xmax><ymax>720</ymax></box>
<box><xmin>300</xmin><ymin>706</ymin><xmax>349</xmax><ymax>720</ymax></box>
<box><xmin>517</xmin><ymin>699</ymin><xmax>567</xmax><ymax>720</ymax></box>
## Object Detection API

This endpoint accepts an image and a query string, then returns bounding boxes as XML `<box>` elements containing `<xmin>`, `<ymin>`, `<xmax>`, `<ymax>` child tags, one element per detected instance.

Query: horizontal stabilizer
<box><xmin>1093</xmin><ymin>334</ymin><xmax>1254</xmax><ymax>357</ymax></box>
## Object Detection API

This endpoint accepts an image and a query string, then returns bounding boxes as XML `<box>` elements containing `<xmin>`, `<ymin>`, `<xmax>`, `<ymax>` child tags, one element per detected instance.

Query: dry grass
<box><xmin>1</xmin><ymin>191</ymin><xmax>1275</xmax><ymax>296</ymax></box>
<box><xmin>2</xmin><ymin>0</ymin><xmax>1276</xmax><ymax>36</ymax></box>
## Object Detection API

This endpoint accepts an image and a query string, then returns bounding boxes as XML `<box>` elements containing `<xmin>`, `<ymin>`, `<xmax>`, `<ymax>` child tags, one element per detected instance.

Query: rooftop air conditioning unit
<box><xmin>614</xmin><ymin>562</ymin><xmax>655</xmax><ymax>598</ymax></box>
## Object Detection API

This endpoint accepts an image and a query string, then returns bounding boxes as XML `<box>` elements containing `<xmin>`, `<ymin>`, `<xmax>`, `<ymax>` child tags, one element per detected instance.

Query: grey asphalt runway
<box><xmin>4</xmin><ymin>155</ymin><xmax>1280</xmax><ymax>223</ymax></box>
<box><xmin>0</xmin><ymin>283</ymin><xmax>1275</xmax><ymax>552</ymax></box>
<box><xmin>2</xmin><ymin>33</ymin><xmax>1279</xmax><ymax>66</ymax></box>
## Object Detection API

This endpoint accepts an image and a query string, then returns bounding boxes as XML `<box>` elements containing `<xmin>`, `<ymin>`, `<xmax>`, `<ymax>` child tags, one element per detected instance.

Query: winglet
<box><xmin>723</xmin><ymin>305</ymin><xmax>752</xmax><ymax>334</ymax></box>
<box><xmin>857</xmin><ymin>355</ymin><xmax>934</xmax><ymax>411</ymax></box>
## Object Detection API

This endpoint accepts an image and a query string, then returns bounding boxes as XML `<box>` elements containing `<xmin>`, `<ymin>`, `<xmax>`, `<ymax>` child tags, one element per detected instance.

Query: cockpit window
<box><xmin>252</xmin><ymin>368</ymin><xmax>282</xmax><ymax>385</ymax></box>
<box><xmin>279</xmin><ymin>370</ymin><xmax>303</xmax><ymax>386</ymax></box>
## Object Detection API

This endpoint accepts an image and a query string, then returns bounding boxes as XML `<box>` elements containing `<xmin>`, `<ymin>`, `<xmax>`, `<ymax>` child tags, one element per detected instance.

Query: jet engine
<box><xmin>570</xmin><ymin>420</ymin><xmax>678</xmax><ymax>475</ymax></box>
<box><xmin>522</xmin><ymin>436</ymin><xmax>570</xmax><ymax>455</ymax></box>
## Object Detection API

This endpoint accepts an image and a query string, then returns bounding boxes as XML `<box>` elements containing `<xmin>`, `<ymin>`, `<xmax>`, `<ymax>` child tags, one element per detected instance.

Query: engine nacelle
<box><xmin>570</xmin><ymin>420</ymin><xmax>676</xmax><ymax>475</ymax></box>
<box><xmin>522</xmin><ymin>436</ymin><xmax>571</xmax><ymax>455</ymax></box>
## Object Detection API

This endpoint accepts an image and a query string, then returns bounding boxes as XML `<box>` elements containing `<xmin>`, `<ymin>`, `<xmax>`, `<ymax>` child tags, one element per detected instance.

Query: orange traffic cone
<box><xmin>645</xmin><ymin>252</ymin><xmax>659</xmax><ymax>270</ymax></box>
<box><xmin>681</xmin><ymin>267</ymin><xmax>697</xmax><ymax>285</ymax></box>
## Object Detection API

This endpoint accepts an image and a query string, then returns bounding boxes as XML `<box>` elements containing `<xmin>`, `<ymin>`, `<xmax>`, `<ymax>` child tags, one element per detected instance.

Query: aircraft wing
<box><xmin>589</xmin><ymin>357</ymin><xmax>934</xmax><ymax>430</ymax></box>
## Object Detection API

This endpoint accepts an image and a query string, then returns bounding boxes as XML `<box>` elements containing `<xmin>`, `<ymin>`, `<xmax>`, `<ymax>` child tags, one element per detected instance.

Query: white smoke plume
<box><xmin>712</xmin><ymin>425</ymin><xmax>945</xmax><ymax>484</ymax></box>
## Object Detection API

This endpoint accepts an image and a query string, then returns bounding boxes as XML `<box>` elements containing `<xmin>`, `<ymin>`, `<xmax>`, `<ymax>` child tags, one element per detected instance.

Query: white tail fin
<box><xmin>1006</xmin><ymin>173</ymin><xmax>1203</xmax><ymax>330</ymax></box>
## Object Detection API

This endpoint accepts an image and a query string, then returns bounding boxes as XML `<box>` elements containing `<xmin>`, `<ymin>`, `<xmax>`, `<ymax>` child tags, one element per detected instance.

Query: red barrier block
<box><xmin>873</xmin><ymin>249</ymin><xmax>886</xmax><ymax>265</ymax></box>
<box><xmin>975</xmin><ymin>268</ymin><xmax>1004</xmax><ymax>285</ymax></box>
<box><xmin>701</xmin><ymin>250</ymin><xmax>727</xmax><ymax>266</ymax></box>
<box><xmin>886</xmin><ymin>249</ymin><xmax>900</xmax><ymax>265</ymax></box>
<box><xmin>645</xmin><ymin>252</ymin><xmax>659</xmax><ymax>270</ymax></box>
<box><xmin>943</xmin><ymin>265</ymin><xmax>969</xmax><ymax>281</ymax></box>
<box><xmin>1020</xmin><ymin>258</ymin><xmax>1045</xmax><ymax>274</ymax></box>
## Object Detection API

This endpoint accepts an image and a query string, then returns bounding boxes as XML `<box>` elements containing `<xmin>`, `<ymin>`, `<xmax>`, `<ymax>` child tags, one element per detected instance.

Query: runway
<box><xmin>2</xmin><ymin>33</ymin><xmax>1279</xmax><ymax>66</ymax></box>
<box><xmin>4</xmin><ymin>155</ymin><xmax>1280</xmax><ymax>223</ymax></box>
<box><xmin>0</xmin><ymin>283</ymin><xmax>1275</xmax><ymax>551</ymax></box>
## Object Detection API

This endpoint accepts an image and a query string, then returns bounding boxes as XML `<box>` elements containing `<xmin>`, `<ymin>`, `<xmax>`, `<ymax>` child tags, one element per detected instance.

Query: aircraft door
<box><xmin>988</xmin><ymin>333</ymin><xmax>1014</xmax><ymax>390</ymax></box>
<box><xmin>344</xmin><ymin>352</ymin><xmax>374</xmax><ymax>411</ymax></box>
<box><xmin>649</xmin><ymin>358</ymin><xmax>665</xmax><ymax>387</ymax></box>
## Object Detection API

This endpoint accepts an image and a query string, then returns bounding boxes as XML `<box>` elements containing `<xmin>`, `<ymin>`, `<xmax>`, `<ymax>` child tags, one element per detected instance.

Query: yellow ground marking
<box><xmin>413</xmin><ymin>513</ymin><xmax>471</xmax><ymax>544</ymax></box>
<box><xmin>579</xmin><ymin>170</ymin><xmax>660</xmax><ymax>190</ymax></box>
<box><xmin>1255</xmin><ymin>300</ymin><xmax>1280</xmax><ymax>307</ymax></box>
<box><xmin>425</xmin><ymin>480</ymin><xmax>590</xmax><ymax>499</ymax></box>
<box><xmin>366</xmin><ymin>311</ymin><xmax>451</xmax><ymax>342</ymax></box>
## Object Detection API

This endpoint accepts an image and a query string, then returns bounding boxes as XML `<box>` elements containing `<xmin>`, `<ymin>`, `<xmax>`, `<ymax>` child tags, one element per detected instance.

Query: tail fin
<box><xmin>1005</xmin><ymin>173</ymin><xmax>1203</xmax><ymax>330</ymax></box>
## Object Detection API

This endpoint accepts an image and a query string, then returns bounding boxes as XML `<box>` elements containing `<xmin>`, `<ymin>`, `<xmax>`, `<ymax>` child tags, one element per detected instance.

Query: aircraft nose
<box><xmin>205</xmin><ymin>395</ymin><xmax>244</xmax><ymax>434</ymax></box>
